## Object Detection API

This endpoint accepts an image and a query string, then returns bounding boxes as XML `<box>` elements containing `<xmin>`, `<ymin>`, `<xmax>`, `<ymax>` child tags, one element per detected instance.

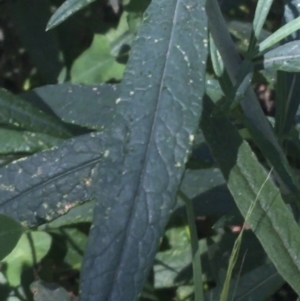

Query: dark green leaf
<box><xmin>0</xmin><ymin>129</ymin><xmax>63</xmax><ymax>154</ymax></box>
<box><xmin>257</xmin><ymin>41</ymin><xmax>300</xmax><ymax>72</ymax></box>
<box><xmin>0</xmin><ymin>131</ymin><xmax>123</xmax><ymax>227</ymax></box>
<box><xmin>7</xmin><ymin>0</ymin><xmax>63</xmax><ymax>83</ymax></box>
<box><xmin>80</xmin><ymin>1</ymin><xmax>208</xmax><ymax>301</ymax></box>
<box><xmin>0</xmin><ymin>214</ymin><xmax>24</xmax><ymax>261</ymax></box>
<box><xmin>0</xmin><ymin>89</ymin><xmax>72</xmax><ymax>139</ymax></box>
<box><xmin>201</xmin><ymin>97</ymin><xmax>300</xmax><ymax>295</ymax></box>
<box><xmin>47</xmin><ymin>0</ymin><xmax>96</xmax><ymax>31</ymax></box>
<box><xmin>24</xmin><ymin>83</ymin><xmax>119</xmax><ymax>131</ymax></box>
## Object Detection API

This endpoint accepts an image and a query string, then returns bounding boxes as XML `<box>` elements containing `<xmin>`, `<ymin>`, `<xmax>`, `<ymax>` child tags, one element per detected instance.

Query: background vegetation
<box><xmin>0</xmin><ymin>0</ymin><xmax>300</xmax><ymax>301</ymax></box>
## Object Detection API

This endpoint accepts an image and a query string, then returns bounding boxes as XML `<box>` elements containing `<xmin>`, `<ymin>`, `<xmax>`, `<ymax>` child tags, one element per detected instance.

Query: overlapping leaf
<box><xmin>0</xmin><ymin>89</ymin><xmax>71</xmax><ymax>138</ymax></box>
<box><xmin>24</xmin><ymin>83</ymin><xmax>119</xmax><ymax>131</ymax></box>
<box><xmin>0</xmin><ymin>131</ymin><xmax>123</xmax><ymax>227</ymax></box>
<box><xmin>0</xmin><ymin>129</ymin><xmax>63</xmax><ymax>154</ymax></box>
<box><xmin>80</xmin><ymin>0</ymin><xmax>208</xmax><ymax>300</ymax></box>
<box><xmin>257</xmin><ymin>41</ymin><xmax>300</xmax><ymax>72</ymax></box>
<box><xmin>201</xmin><ymin>97</ymin><xmax>300</xmax><ymax>295</ymax></box>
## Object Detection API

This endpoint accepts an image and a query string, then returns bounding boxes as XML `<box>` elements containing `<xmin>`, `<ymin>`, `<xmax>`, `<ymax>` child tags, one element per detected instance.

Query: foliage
<box><xmin>0</xmin><ymin>0</ymin><xmax>300</xmax><ymax>301</ymax></box>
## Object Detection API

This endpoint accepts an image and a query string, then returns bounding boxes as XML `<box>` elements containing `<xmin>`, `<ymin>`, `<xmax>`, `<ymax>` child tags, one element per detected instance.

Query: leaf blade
<box><xmin>201</xmin><ymin>97</ymin><xmax>300</xmax><ymax>296</ymax></box>
<box><xmin>80</xmin><ymin>0</ymin><xmax>208</xmax><ymax>300</ymax></box>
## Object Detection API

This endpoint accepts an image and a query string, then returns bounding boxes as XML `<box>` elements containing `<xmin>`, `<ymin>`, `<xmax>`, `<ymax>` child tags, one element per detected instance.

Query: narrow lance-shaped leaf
<box><xmin>258</xmin><ymin>15</ymin><xmax>300</xmax><ymax>53</ymax></box>
<box><xmin>47</xmin><ymin>0</ymin><xmax>97</xmax><ymax>30</ymax></box>
<box><xmin>247</xmin><ymin>0</ymin><xmax>273</xmax><ymax>55</ymax></box>
<box><xmin>201</xmin><ymin>97</ymin><xmax>300</xmax><ymax>296</ymax></box>
<box><xmin>80</xmin><ymin>0</ymin><xmax>208</xmax><ymax>301</ymax></box>
<box><xmin>0</xmin><ymin>131</ymin><xmax>124</xmax><ymax>227</ymax></box>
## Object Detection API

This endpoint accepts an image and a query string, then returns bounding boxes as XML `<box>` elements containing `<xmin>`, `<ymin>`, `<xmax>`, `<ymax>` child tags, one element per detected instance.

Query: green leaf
<box><xmin>2</xmin><ymin>231</ymin><xmax>52</xmax><ymax>286</ymax></box>
<box><xmin>24</xmin><ymin>83</ymin><xmax>119</xmax><ymax>131</ymax></box>
<box><xmin>80</xmin><ymin>1</ymin><xmax>208</xmax><ymax>301</ymax></box>
<box><xmin>252</xmin><ymin>0</ymin><xmax>273</xmax><ymax>39</ymax></box>
<box><xmin>0</xmin><ymin>214</ymin><xmax>24</xmax><ymax>261</ymax></box>
<box><xmin>0</xmin><ymin>131</ymin><xmax>123</xmax><ymax>227</ymax></box>
<box><xmin>201</xmin><ymin>97</ymin><xmax>300</xmax><ymax>296</ymax></box>
<box><xmin>46</xmin><ymin>0</ymin><xmax>96</xmax><ymax>31</ymax></box>
<box><xmin>247</xmin><ymin>0</ymin><xmax>273</xmax><ymax>55</ymax></box>
<box><xmin>258</xmin><ymin>15</ymin><xmax>300</xmax><ymax>53</ymax></box>
<box><xmin>7</xmin><ymin>0</ymin><xmax>63</xmax><ymax>84</ymax></box>
<box><xmin>256</xmin><ymin>41</ymin><xmax>300</xmax><ymax>72</ymax></box>
<box><xmin>70</xmin><ymin>35</ymin><xmax>125</xmax><ymax>84</ymax></box>
<box><xmin>154</xmin><ymin>221</ymin><xmax>194</xmax><ymax>288</ymax></box>
<box><xmin>0</xmin><ymin>89</ymin><xmax>72</xmax><ymax>139</ymax></box>
<box><xmin>0</xmin><ymin>128</ymin><xmax>63</xmax><ymax>154</ymax></box>
<box><xmin>69</xmin><ymin>13</ymin><xmax>132</xmax><ymax>84</ymax></box>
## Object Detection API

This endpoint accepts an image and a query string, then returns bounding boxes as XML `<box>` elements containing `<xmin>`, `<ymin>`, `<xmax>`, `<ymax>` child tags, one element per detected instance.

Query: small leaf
<box><xmin>0</xmin><ymin>214</ymin><xmax>24</xmax><ymax>260</ymax></box>
<box><xmin>0</xmin><ymin>89</ymin><xmax>71</xmax><ymax>139</ymax></box>
<box><xmin>2</xmin><ymin>231</ymin><xmax>52</xmax><ymax>286</ymax></box>
<box><xmin>0</xmin><ymin>128</ymin><xmax>63</xmax><ymax>154</ymax></box>
<box><xmin>47</xmin><ymin>0</ymin><xmax>96</xmax><ymax>31</ymax></box>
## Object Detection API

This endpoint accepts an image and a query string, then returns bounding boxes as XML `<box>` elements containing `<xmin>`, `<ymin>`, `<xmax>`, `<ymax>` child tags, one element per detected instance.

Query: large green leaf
<box><xmin>0</xmin><ymin>89</ymin><xmax>71</xmax><ymax>139</ymax></box>
<box><xmin>0</xmin><ymin>131</ymin><xmax>123</xmax><ymax>227</ymax></box>
<box><xmin>24</xmin><ymin>83</ymin><xmax>119</xmax><ymax>131</ymax></box>
<box><xmin>201</xmin><ymin>97</ymin><xmax>300</xmax><ymax>295</ymax></box>
<box><xmin>80</xmin><ymin>1</ymin><xmax>208</xmax><ymax>301</ymax></box>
